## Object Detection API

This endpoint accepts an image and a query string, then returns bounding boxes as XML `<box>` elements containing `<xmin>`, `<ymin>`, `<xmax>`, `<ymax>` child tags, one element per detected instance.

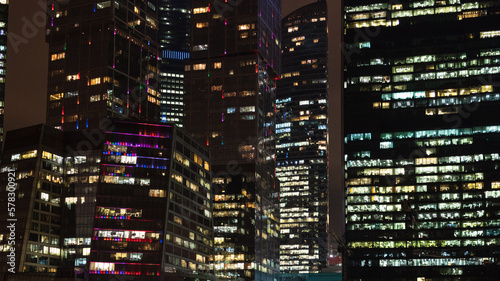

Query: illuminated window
<box><xmin>196</xmin><ymin>22</ymin><xmax>209</xmax><ymax>28</ymax></box>
<box><xmin>193</xmin><ymin>7</ymin><xmax>209</xmax><ymax>14</ymax></box>
<box><xmin>238</xmin><ymin>24</ymin><xmax>251</xmax><ymax>30</ymax></box>
<box><xmin>49</xmin><ymin>93</ymin><xmax>64</xmax><ymax>101</ymax></box>
<box><xmin>90</xmin><ymin>77</ymin><xmax>101</xmax><ymax>85</ymax></box>
<box><xmin>291</xmin><ymin>36</ymin><xmax>305</xmax><ymax>42</ymax></box>
<box><xmin>193</xmin><ymin>63</ymin><xmax>206</xmax><ymax>71</ymax></box>
<box><xmin>174</xmin><ymin>216</ymin><xmax>182</xmax><ymax>225</ymax></box>
<box><xmin>149</xmin><ymin>189</ymin><xmax>166</xmax><ymax>197</ymax></box>
<box><xmin>90</xmin><ymin>95</ymin><xmax>100</xmax><ymax>102</ymax></box>
<box><xmin>240</xmin><ymin>106</ymin><xmax>255</xmax><ymax>113</ymax></box>
<box><xmin>66</xmin><ymin>74</ymin><xmax>80</xmax><ymax>81</ymax></box>
<box><xmin>90</xmin><ymin>262</ymin><xmax>114</xmax><ymax>271</ymax></box>
<box><xmin>192</xmin><ymin>44</ymin><xmax>208</xmax><ymax>51</ymax></box>
<box><xmin>51</xmin><ymin>52</ymin><xmax>65</xmax><ymax>61</ymax></box>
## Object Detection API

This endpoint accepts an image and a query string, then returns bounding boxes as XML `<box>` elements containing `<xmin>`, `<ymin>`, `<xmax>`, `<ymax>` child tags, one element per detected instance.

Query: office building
<box><xmin>159</xmin><ymin>0</ymin><xmax>191</xmax><ymax>126</ymax></box>
<box><xmin>63</xmin><ymin>120</ymin><xmax>213</xmax><ymax>281</ymax></box>
<box><xmin>184</xmin><ymin>0</ymin><xmax>281</xmax><ymax>280</ymax></box>
<box><xmin>45</xmin><ymin>0</ymin><xmax>161</xmax><ymax>131</ymax></box>
<box><xmin>0</xmin><ymin>121</ymin><xmax>214</xmax><ymax>281</ymax></box>
<box><xmin>344</xmin><ymin>1</ymin><xmax>500</xmax><ymax>280</ymax></box>
<box><xmin>0</xmin><ymin>124</ymin><xmax>65</xmax><ymax>280</ymax></box>
<box><xmin>276</xmin><ymin>0</ymin><xmax>329</xmax><ymax>275</ymax></box>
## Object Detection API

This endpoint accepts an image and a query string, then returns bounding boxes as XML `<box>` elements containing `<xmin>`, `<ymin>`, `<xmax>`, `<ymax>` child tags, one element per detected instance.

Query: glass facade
<box><xmin>63</xmin><ymin>121</ymin><xmax>213</xmax><ymax>281</ymax></box>
<box><xmin>159</xmin><ymin>0</ymin><xmax>191</xmax><ymax>126</ymax></box>
<box><xmin>184</xmin><ymin>0</ymin><xmax>281</xmax><ymax>280</ymax></box>
<box><xmin>0</xmin><ymin>122</ymin><xmax>214</xmax><ymax>281</ymax></box>
<box><xmin>344</xmin><ymin>1</ymin><xmax>500</xmax><ymax>280</ymax></box>
<box><xmin>277</xmin><ymin>1</ymin><xmax>329</xmax><ymax>275</ymax></box>
<box><xmin>46</xmin><ymin>0</ymin><xmax>161</xmax><ymax>131</ymax></box>
<box><xmin>0</xmin><ymin>125</ymin><xmax>65</xmax><ymax>277</ymax></box>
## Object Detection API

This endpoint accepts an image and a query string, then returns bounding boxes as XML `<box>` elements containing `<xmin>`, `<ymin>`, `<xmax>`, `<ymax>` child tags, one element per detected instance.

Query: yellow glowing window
<box><xmin>172</xmin><ymin>173</ymin><xmax>183</xmax><ymax>183</ymax></box>
<box><xmin>90</xmin><ymin>95</ymin><xmax>100</xmax><ymax>102</ymax></box>
<box><xmin>90</xmin><ymin>77</ymin><xmax>101</xmax><ymax>85</ymax></box>
<box><xmin>192</xmin><ymin>63</ymin><xmax>206</xmax><ymax>71</ymax></box>
<box><xmin>415</xmin><ymin>157</ymin><xmax>438</xmax><ymax>165</ymax></box>
<box><xmin>50</xmin><ymin>93</ymin><xmax>64</xmax><ymax>101</ymax></box>
<box><xmin>193</xmin><ymin>7</ymin><xmax>209</xmax><ymax>14</ymax></box>
<box><xmin>238</xmin><ymin>24</ymin><xmax>251</xmax><ymax>30</ymax></box>
<box><xmin>213</xmin><ymin>62</ymin><xmax>222</xmax><ymax>69</ymax></box>
<box><xmin>51</xmin><ymin>52</ymin><xmax>65</xmax><ymax>61</ymax></box>
<box><xmin>291</xmin><ymin>36</ymin><xmax>305</xmax><ymax>42</ymax></box>
<box><xmin>491</xmin><ymin>182</ymin><xmax>500</xmax><ymax>189</ymax></box>
<box><xmin>196</xmin><ymin>22</ymin><xmax>209</xmax><ymax>28</ymax></box>
<box><xmin>149</xmin><ymin>189</ymin><xmax>166</xmax><ymax>197</ymax></box>
<box><xmin>173</xmin><ymin>216</ymin><xmax>182</xmax><ymax>224</ymax></box>
<box><xmin>480</xmin><ymin>30</ymin><xmax>500</xmax><ymax>38</ymax></box>
<box><xmin>66</xmin><ymin>74</ymin><xmax>80</xmax><ymax>81</ymax></box>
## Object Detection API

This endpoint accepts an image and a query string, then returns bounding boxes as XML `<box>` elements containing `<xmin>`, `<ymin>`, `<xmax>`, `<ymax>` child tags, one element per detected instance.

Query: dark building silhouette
<box><xmin>276</xmin><ymin>0</ymin><xmax>329</xmax><ymax>275</ymax></box>
<box><xmin>158</xmin><ymin>0</ymin><xmax>191</xmax><ymax>126</ymax></box>
<box><xmin>0</xmin><ymin>0</ymin><xmax>7</xmax><ymax>156</ymax></box>
<box><xmin>46</xmin><ymin>0</ymin><xmax>161</xmax><ymax>131</ymax></box>
<box><xmin>184</xmin><ymin>0</ymin><xmax>281</xmax><ymax>280</ymax></box>
<box><xmin>344</xmin><ymin>1</ymin><xmax>500</xmax><ymax>280</ymax></box>
<box><xmin>0</xmin><ymin>125</ymin><xmax>65</xmax><ymax>280</ymax></box>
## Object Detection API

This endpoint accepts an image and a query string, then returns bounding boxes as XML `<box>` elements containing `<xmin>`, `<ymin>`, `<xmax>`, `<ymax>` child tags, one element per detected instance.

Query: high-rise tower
<box><xmin>158</xmin><ymin>0</ymin><xmax>191</xmax><ymax>126</ymax></box>
<box><xmin>276</xmin><ymin>0</ymin><xmax>329</xmax><ymax>275</ymax></box>
<box><xmin>0</xmin><ymin>121</ymin><xmax>214</xmax><ymax>281</ymax></box>
<box><xmin>184</xmin><ymin>0</ymin><xmax>281</xmax><ymax>280</ymax></box>
<box><xmin>46</xmin><ymin>0</ymin><xmax>161</xmax><ymax>131</ymax></box>
<box><xmin>344</xmin><ymin>1</ymin><xmax>500</xmax><ymax>280</ymax></box>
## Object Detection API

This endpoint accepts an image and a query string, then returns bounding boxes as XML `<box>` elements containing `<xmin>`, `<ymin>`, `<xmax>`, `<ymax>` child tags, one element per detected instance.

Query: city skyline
<box><xmin>2</xmin><ymin>0</ymin><xmax>322</xmax><ymax>133</ymax></box>
<box><xmin>1</xmin><ymin>1</ymin><xmax>341</xmax><ymax>278</ymax></box>
<box><xmin>2</xmin><ymin>0</ymin><xmax>499</xmax><ymax>281</ymax></box>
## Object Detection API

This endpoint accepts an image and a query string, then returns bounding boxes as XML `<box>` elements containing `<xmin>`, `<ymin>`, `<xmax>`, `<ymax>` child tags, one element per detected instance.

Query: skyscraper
<box><xmin>0</xmin><ymin>121</ymin><xmax>214</xmax><ymax>281</ymax></box>
<box><xmin>276</xmin><ymin>0</ymin><xmax>328</xmax><ymax>275</ymax></box>
<box><xmin>184</xmin><ymin>0</ymin><xmax>281</xmax><ymax>280</ymax></box>
<box><xmin>158</xmin><ymin>0</ymin><xmax>191</xmax><ymax>126</ymax></box>
<box><xmin>0</xmin><ymin>125</ymin><xmax>65</xmax><ymax>280</ymax></box>
<box><xmin>62</xmin><ymin>121</ymin><xmax>213</xmax><ymax>281</ymax></box>
<box><xmin>46</xmin><ymin>0</ymin><xmax>161</xmax><ymax>131</ymax></box>
<box><xmin>0</xmin><ymin>0</ymin><xmax>8</xmax><ymax>155</ymax></box>
<box><xmin>344</xmin><ymin>1</ymin><xmax>500</xmax><ymax>280</ymax></box>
